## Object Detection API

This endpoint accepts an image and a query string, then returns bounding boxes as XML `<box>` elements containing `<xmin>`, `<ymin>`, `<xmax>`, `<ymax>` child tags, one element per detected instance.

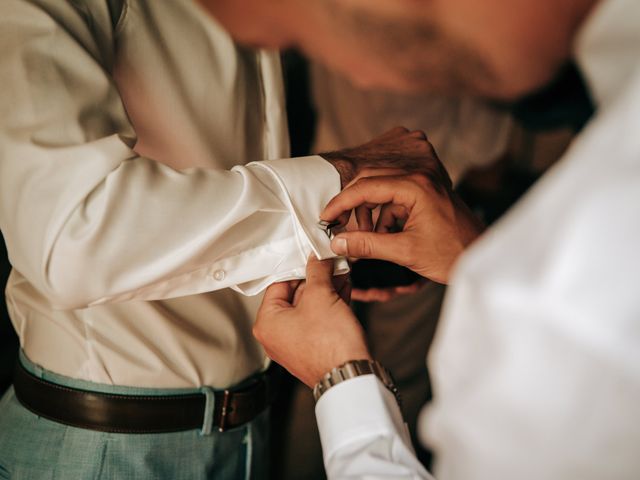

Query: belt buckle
<box><xmin>218</xmin><ymin>389</ymin><xmax>231</xmax><ymax>432</ymax></box>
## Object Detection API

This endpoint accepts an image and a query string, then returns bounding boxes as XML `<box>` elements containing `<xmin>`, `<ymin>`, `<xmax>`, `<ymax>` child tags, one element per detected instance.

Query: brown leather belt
<box><xmin>14</xmin><ymin>362</ymin><xmax>279</xmax><ymax>434</ymax></box>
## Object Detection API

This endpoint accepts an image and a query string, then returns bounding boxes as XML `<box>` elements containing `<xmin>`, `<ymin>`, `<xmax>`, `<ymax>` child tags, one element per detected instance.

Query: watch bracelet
<box><xmin>312</xmin><ymin>359</ymin><xmax>400</xmax><ymax>405</ymax></box>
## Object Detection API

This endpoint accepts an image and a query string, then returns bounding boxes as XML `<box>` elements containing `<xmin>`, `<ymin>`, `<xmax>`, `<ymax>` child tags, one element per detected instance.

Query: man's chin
<box><xmin>343</xmin><ymin>69</ymin><xmax>437</xmax><ymax>94</ymax></box>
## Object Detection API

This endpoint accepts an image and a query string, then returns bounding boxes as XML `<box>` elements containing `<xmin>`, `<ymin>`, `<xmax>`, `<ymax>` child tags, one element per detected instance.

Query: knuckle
<box><xmin>354</xmin><ymin>235</ymin><xmax>374</xmax><ymax>257</ymax></box>
<box><xmin>399</xmin><ymin>237</ymin><xmax>419</xmax><ymax>265</ymax></box>
<box><xmin>409</xmin><ymin>172</ymin><xmax>431</xmax><ymax>189</ymax></box>
<box><xmin>351</xmin><ymin>180</ymin><xmax>365</xmax><ymax>197</ymax></box>
<box><xmin>252</xmin><ymin>323</ymin><xmax>264</xmax><ymax>342</ymax></box>
<box><xmin>354</xmin><ymin>176</ymin><xmax>374</xmax><ymax>193</ymax></box>
<box><xmin>418</xmin><ymin>142</ymin><xmax>432</xmax><ymax>154</ymax></box>
<box><xmin>409</xmin><ymin>129</ymin><xmax>428</xmax><ymax>140</ymax></box>
<box><xmin>355</xmin><ymin>176</ymin><xmax>370</xmax><ymax>187</ymax></box>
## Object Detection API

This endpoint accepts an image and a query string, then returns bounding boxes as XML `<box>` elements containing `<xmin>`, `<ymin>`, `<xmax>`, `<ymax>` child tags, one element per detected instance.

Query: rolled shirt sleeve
<box><xmin>0</xmin><ymin>0</ymin><xmax>346</xmax><ymax>309</ymax></box>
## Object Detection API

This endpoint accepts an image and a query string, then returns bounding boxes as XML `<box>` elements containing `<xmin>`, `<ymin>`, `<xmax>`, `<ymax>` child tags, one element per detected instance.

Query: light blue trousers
<box><xmin>0</xmin><ymin>353</ymin><xmax>269</xmax><ymax>480</ymax></box>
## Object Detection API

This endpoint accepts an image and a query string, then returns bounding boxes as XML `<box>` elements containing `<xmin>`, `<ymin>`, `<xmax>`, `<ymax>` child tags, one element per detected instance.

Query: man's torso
<box><xmin>7</xmin><ymin>0</ymin><xmax>289</xmax><ymax>388</ymax></box>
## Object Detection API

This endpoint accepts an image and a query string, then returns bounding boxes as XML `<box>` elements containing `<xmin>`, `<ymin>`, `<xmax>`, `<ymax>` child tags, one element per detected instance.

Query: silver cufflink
<box><xmin>318</xmin><ymin>220</ymin><xmax>340</xmax><ymax>240</ymax></box>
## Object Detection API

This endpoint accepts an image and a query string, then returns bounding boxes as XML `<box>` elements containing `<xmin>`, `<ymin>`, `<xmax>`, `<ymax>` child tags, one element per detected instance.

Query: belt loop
<box><xmin>19</xmin><ymin>350</ymin><xmax>43</xmax><ymax>379</ymax></box>
<box><xmin>32</xmin><ymin>364</ymin><xmax>44</xmax><ymax>378</ymax></box>
<box><xmin>219</xmin><ymin>389</ymin><xmax>231</xmax><ymax>432</ymax></box>
<box><xmin>199</xmin><ymin>386</ymin><xmax>216</xmax><ymax>436</ymax></box>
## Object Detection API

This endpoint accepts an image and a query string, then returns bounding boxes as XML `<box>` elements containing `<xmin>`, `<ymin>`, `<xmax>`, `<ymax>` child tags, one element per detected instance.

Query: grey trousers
<box><xmin>0</xmin><ymin>356</ymin><xmax>270</xmax><ymax>480</ymax></box>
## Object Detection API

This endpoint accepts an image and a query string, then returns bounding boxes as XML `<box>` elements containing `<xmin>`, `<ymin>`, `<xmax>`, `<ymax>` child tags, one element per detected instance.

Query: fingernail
<box><xmin>332</xmin><ymin>236</ymin><xmax>348</xmax><ymax>255</ymax></box>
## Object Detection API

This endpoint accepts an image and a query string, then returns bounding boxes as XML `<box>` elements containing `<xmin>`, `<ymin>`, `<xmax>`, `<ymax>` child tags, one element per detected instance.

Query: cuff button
<box><xmin>212</xmin><ymin>269</ymin><xmax>226</xmax><ymax>281</ymax></box>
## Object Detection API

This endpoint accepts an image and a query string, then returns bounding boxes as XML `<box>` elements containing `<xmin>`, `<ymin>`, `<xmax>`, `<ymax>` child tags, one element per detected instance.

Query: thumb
<box><xmin>261</xmin><ymin>281</ymin><xmax>296</xmax><ymax>310</ymax></box>
<box><xmin>305</xmin><ymin>255</ymin><xmax>335</xmax><ymax>289</ymax></box>
<box><xmin>331</xmin><ymin>232</ymin><xmax>406</xmax><ymax>265</ymax></box>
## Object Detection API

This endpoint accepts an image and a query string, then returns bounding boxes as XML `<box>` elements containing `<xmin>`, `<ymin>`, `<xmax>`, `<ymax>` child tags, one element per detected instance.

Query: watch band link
<box><xmin>312</xmin><ymin>359</ymin><xmax>400</xmax><ymax>405</ymax></box>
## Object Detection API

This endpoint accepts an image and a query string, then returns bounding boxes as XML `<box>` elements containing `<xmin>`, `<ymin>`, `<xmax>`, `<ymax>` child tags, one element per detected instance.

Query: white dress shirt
<box><xmin>0</xmin><ymin>0</ymin><xmax>346</xmax><ymax>388</ymax></box>
<box><xmin>316</xmin><ymin>0</ymin><xmax>640</xmax><ymax>478</ymax></box>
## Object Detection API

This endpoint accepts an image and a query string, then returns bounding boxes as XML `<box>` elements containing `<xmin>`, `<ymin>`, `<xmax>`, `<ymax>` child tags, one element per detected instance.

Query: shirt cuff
<box><xmin>248</xmin><ymin>155</ymin><xmax>341</xmax><ymax>259</ymax></box>
<box><xmin>233</xmin><ymin>155</ymin><xmax>349</xmax><ymax>295</ymax></box>
<box><xmin>315</xmin><ymin>374</ymin><xmax>413</xmax><ymax>465</ymax></box>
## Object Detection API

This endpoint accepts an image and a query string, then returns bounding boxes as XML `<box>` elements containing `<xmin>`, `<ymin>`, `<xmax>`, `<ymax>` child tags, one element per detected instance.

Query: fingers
<box><xmin>355</xmin><ymin>204</ymin><xmax>374</xmax><ymax>231</ymax></box>
<box><xmin>351</xmin><ymin>167</ymin><xmax>408</xmax><ymax>185</ymax></box>
<box><xmin>333</xmin><ymin>274</ymin><xmax>352</xmax><ymax>304</ymax></box>
<box><xmin>351</xmin><ymin>279</ymin><xmax>425</xmax><ymax>303</ymax></box>
<box><xmin>375</xmin><ymin>126</ymin><xmax>410</xmax><ymax>141</ymax></box>
<box><xmin>334</xmin><ymin>211</ymin><xmax>351</xmax><ymax>229</ymax></box>
<box><xmin>305</xmin><ymin>256</ymin><xmax>335</xmax><ymax>289</ymax></box>
<box><xmin>322</xmin><ymin>176</ymin><xmax>421</xmax><ymax>223</ymax></box>
<box><xmin>393</xmin><ymin>278</ymin><xmax>426</xmax><ymax>295</ymax></box>
<box><xmin>408</xmin><ymin>129</ymin><xmax>428</xmax><ymax>140</ymax></box>
<box><xmin>330</xmin><ymin>231</ymin><xmax>410</xmax><ymax>266</ymax></box>
<box><xmin>375</xmin><ymin>127</ymin><xmax>427</xmax><ymax>142</ymax></box>
<box><xmin>292</xmin><ymin>281</ymin><xmax>306</xmax><ymax>307</ymax></box>
<box><xmin>351</xmin><ymin>287</ymin><xmax>396</xmax><ymax>303</ymax></box>
<box><xmin>375</xmin><ymin>203</ymin><xmax>408</xmax><ymax>233</ymax></box>
<box><xmin>261</xmin><ymin>281</ymin><xmax>296</xmax><ymax>309</ymax></box>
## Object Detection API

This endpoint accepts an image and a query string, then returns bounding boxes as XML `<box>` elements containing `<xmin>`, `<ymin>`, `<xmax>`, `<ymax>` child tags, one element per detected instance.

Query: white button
<box><xmin>212</xmin><ymin>269</ymin><xmax>226</xmax><ymax>281</ymax></box>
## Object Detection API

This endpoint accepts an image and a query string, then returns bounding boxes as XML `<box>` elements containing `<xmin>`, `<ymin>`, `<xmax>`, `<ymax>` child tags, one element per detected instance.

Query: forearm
<box><xmin>14</xmin><ymin>152</ymin><xmax>342</xmax><ymax>308</ymax></box>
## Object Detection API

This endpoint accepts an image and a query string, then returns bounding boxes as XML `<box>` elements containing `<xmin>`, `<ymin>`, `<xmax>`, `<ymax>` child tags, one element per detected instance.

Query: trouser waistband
<box><xmin>15</xmin><ymin>352</ymin><xmax>279</xmax><ymax>434</ymax></box>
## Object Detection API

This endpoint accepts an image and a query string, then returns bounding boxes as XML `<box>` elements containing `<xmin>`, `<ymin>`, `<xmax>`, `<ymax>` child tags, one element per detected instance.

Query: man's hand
<box><xmin>338</xmin><ymin>206</ymin><xmax>426</xmax><ymax>303</ymax></box>
<box><xmin>351</xmin><ymin>278</ymin><xmax>426</xmax><ymax>302</ymax></box>
<box><xmin>253</xmin><ymin>257</ymin><xmax>371</xmax><ymax>388</ymax></box>
<box><xmin>322</xmin><ymin>127</ymin><xmax>450</xmax><ymax>190</ymax></box>
<box><xmin>321</xmin><ymin>174</ymin><xmax>484</xmax><ymax>284</ymax></box>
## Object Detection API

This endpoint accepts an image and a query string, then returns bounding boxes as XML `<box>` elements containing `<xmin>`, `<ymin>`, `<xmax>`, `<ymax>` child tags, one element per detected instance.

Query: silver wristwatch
<box><xmin>312</xmin><ymin>359</ymin><xmax>400</xmax><ymax>405</ymax></box>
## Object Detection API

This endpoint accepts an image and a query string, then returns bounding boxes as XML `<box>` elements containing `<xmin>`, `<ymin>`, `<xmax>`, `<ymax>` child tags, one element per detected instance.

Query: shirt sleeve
<box><xmin>0</xmin><ymin>0</ymin><xmax>347</xmax><ymax>310</ymax></box>
<box><xmin>316</xmin><ymin>375</ymin><xmax>435</xmax><ymax>479</ymax></box>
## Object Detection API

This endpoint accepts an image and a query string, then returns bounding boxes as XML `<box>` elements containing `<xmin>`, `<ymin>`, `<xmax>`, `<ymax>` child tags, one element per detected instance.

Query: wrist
<box><xmin>312</xmin><ymin>359</ymin><xmax>400</xmax><ymax>405</ymax></box>
<box><xmin>307</xmin><ymin>349</ymin><xmax>372</xmax><ymax>388</ymax></box>
<box><xmin>320</xmin><ymin>151</ymin><xmax>356</xmax><ymax>189</ymax></box>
